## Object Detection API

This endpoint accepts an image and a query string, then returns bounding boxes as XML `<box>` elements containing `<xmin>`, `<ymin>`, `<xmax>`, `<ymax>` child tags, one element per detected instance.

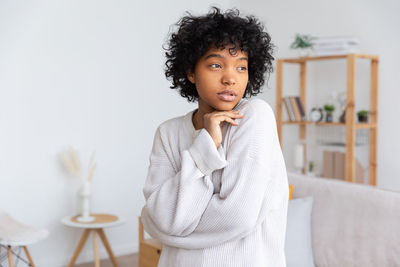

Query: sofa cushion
<box><xmin>285</xmin><ymin>196</ymin><xmax>315</xmax><ymax>267</ymax></box>
<box><xmin>288</xmin><ymin>172</ymin><xmax>400</xmax><ymax>267</ymax></box>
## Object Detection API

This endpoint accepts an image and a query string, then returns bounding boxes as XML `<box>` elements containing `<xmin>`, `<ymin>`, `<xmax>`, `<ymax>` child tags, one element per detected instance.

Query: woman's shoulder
<box><xmin>238</xmin><ymin>98</ymin><xmax>274</xmax><ymax>118</ymax></box>
<box><xmin>155</xmin><ymin>111</ymin><xmax>190</xmax><ymax>138</ymax></box>
<box><xmin>159</xmin><ymin>115</ymin><xmax>184</xmax><ymax>130</ymax></box>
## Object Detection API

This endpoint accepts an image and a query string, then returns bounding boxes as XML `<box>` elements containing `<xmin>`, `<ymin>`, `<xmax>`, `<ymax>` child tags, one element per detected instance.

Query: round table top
<box><xmin>61</xmin><ymin>213</ymin><xmax>126</xmax><ymax>229</ymax></box>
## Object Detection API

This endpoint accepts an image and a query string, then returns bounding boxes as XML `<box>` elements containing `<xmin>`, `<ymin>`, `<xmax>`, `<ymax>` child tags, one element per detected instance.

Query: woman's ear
<box><xmin>187</xmin><ymin>71</ymin><xmax>195</xmax><ymax>84</ymax></box>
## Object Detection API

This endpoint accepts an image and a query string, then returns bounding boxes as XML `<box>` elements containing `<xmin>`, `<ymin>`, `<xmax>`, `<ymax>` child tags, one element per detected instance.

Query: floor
<box><xmin>75</xmin><ymin>253</ymin><xmax>138</xmax><ymax>267</ymax></box>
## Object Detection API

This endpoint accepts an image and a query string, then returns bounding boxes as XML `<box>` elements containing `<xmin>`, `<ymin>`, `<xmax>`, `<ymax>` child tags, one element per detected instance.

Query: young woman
<box><xmin>141</xmin><ymin>7</ymin><xmax>289</xmax><ymax>267</ymax></box>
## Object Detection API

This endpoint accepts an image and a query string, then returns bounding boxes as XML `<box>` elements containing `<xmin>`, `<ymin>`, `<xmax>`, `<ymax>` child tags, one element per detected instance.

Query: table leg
<box><xmin>97</xmin><ymin>229</ymin><xmax>119</xmax><ymax>267</ymax></box>
<box><xmin>68</xmin><ymin>229</ymin><xmax>91</xmax><ymax>267</ymax></box>
<box><xmin>8</xmin><ymin>246</ymin><xmax>14</xmax><ymax>267</ymax></box>
<box><xmin>23</xmin><ymin>246</ymin><xmax>35</xmax><ymax>267</ymax></box>
<box><xmin>93</xmin><ymin>230</ymin><xmax>100</xmax><ymax>267</ymax></box>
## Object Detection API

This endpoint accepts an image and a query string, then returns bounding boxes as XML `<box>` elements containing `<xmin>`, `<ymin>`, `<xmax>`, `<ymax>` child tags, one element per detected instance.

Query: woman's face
<box><xmin>187</xmin><ymin>44</ymin><xmax>249</xmax><ymax>112</ymax></box>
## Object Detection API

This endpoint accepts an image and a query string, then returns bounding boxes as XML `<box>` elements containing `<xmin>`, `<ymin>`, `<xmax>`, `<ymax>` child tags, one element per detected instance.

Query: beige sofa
<box><xmin>288</xmin><ymin>172</ymin><xmax>400</xmax><ymax>267</ymax></box>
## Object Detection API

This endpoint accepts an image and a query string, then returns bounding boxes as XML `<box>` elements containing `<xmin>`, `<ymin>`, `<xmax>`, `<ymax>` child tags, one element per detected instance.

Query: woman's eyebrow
<box><xmin>205</xmin><ymin>53</ymin><xmax>248</xmax><ymax>61</ymax></box>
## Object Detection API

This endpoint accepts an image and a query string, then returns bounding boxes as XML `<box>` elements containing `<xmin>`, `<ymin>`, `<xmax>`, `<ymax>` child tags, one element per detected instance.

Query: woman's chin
<box><xmin>199</xmin><ymin>96</ymin><xmax>242</xmax><ymax>112</ymax></box>
<box><xmin>214</xmin><ymin>99</ymin><xmax>241</xmax><ymax>111</ymax></box>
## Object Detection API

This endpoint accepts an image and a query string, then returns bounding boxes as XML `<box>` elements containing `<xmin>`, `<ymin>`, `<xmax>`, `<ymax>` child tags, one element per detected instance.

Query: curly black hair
<box><xmin>164</xmin><ymin>6</ymin><xmax>274</xmax><ymax>102</ymax></box>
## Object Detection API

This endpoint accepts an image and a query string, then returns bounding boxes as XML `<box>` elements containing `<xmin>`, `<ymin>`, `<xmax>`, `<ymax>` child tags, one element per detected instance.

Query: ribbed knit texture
<box><xmin>141</xmin><ymin>98</ymin><xmax>289</xmax><ymax>267</ymax></box>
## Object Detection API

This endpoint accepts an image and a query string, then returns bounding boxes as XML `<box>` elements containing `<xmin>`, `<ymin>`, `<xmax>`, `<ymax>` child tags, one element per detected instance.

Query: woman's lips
<box><xmin>217</xmin><ymin>93</ymin><xmax>236</xmax><ymax>102</ymax></box>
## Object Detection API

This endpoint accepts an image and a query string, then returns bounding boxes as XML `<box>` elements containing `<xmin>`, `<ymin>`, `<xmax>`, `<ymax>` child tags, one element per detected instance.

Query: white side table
<box><xmin>61</xmin><ymin>213</ymin><xmax>125</xmax><ymax>267</ymax></box>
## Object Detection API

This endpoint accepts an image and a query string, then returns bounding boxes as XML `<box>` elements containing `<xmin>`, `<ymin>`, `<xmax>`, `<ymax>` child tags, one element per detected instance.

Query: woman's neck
<box><xmin>192</xmin><ymin>109</ymin><xmax>205</xmax><ymax>130</ymax></box>
<box><xmin>192</xmin><ymin>100</ymin><xmax>216</xmax><ymax>130</ymax></box>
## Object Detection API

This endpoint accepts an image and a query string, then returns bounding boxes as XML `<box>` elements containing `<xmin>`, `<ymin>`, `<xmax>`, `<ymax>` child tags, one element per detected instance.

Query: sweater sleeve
<box><xmin>141</xmin><ymin>99</ymin><xmax>289</xmax><ymax>249</ymax></box>
<box><xmin>141</xmin><ymin>123</ymin><xmax>228</xmax><ymax>236</ymax></box>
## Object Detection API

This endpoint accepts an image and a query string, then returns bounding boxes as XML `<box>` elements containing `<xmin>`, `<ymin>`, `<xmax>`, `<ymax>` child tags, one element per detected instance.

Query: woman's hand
<box><xmin>203</xmin><ymin>110</ymin><xmax>244</xmax><ymax>148</ymax></box>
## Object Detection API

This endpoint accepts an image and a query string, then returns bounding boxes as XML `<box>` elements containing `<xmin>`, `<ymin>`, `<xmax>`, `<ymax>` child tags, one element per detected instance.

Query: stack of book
<box><xmin>322</xmin><ymin>150</ymin><xmax>364</xmax><ymax>183</ymax></box>
<box><xmin>282</xmin><ymin>96</ymin><xmax>307</xmax><ymax>122</ymax></box>
<box><xmin>312</xmin><ymin>36</ymin><xmax>360</xmax><ymax>56</ymax></box>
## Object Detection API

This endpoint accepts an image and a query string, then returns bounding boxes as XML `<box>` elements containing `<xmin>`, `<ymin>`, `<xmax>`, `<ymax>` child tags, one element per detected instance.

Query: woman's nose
<box><xmin>223</xmin><ymin>79</ymin><xmax>235</xmax><ymax>86</ymax></box>
<box><xmin>222</xmin><ymin>70</ymin><xmax>236</xmax><ymax>86</ymax></box>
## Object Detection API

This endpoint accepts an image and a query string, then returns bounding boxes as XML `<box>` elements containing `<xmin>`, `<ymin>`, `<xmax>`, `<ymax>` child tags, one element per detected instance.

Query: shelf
<box><xmin>355</xmin><ymin>123</ymin><xmax>377</xmax><ymax>129</ymax></box>
<box><xmin>280</xmin><ymin>53</ymin><xmax>379</xmax><ymax>64</ymax></box>
<box><xmin>276</xmin><ymin>53</ymin><xmax>378</xmax><ymax>185</ymax></box>
<box><xmin>297</xmin><ymin>139</ymin><xmax>369</xmax><ymax>147</ymax></box>
<box><xmin>282</xmin><ymin>121</ymin><xmax>313</xmax><ymax>125</ymax></box>
<box><xmin>282</xmin><ymin>121</ymin><xmax>377</xmax><ymax>129</ymax></box>
<box><xmin>316</xmin><ymin>141</ymin><xmax>368</xmax><ymax>147</ymax></box>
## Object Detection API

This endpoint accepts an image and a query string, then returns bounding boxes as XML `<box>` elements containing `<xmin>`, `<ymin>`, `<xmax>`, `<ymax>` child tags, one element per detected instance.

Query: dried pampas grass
<box><xmin>58</xmin><ymin>146</ymin><xmax>81</xmax><ymax>177</ymax></box>
<box><xmin>88</xmin><ymin>163</ymin><xmax>96</xmax><ymax>183</ymax></box>
<box><xmin>58</xmin><ymin>146</ymin><xmax>97</xmax><ymax>183</ymax></box>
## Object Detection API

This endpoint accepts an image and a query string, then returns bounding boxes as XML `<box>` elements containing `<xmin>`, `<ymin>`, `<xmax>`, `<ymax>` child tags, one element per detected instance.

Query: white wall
<box><xmin>0</xmin><ymin>1</ymin><xmax>230</xmax><ymax>266</ymax></box>
<box><xmin>231</xmin><ymin>0</ymin><xmax>400</xmax><ymax>190</ymax></box>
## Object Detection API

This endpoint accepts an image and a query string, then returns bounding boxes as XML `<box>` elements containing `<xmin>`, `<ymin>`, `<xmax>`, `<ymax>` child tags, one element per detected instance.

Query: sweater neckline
<box><xmin>183</xmin><ymin>98</ymin><xmax>247</xmax><ymax>136</ymax></box>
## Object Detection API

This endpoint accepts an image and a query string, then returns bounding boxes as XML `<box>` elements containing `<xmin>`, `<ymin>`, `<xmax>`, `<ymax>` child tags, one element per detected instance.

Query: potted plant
<box><xmin>323</xmin><ymin>104</ymin><xmax>335</xmax><ymax>122</ymax></box>
<box><xmin>290</xmin><ymin>34</ymin><xmax>315</xmax><ymax>57</ymax></box>
<box><xmin>357</xmin><ymin>110</ymin><xmax>369</xmax><ymax>123</ymax></box>
<box><xmin>307</xmin><ymin>161</ymin><xmax>316</xmax><ymax>177</ymax></box>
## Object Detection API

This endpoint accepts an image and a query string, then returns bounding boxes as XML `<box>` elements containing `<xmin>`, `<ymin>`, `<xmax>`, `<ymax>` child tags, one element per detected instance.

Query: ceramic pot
<box><xmin>358</xmin><ymin>114</ymin><xmax>369</xmax><ymax>123</ymax></box>
<box><xmin>325</xmin><ymin>112</ymin><xmax>333</xmax><ymax>122</ymax></box>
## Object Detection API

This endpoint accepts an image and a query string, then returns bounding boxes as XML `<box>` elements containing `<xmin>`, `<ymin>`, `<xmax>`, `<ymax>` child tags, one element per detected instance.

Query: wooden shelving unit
<box><xmin>276</xmin><ymin>53</ymin><xmax>379</xmax><ymax>186</ymax></box>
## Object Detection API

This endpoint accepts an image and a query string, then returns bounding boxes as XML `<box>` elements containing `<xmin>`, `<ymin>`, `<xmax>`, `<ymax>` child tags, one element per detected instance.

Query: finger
<box><xmin>211</xmin><ymin>114</ymin><xmax>243</xmax><ymax>124</ymax></box>
<box><xmin>225</xmin><ymin>113</ymin><xmax>244</xmax><ymax>119</ymax></box>
<box><xmin>223</xmin><ymin>117</ymin><xmax>239</xmax><ymax>126</ymax></box>
<box><xmin>214</xmin><ymin>115</ymin><xmax>239</xmax><ymax>125</ymax></box>
<box><xmin>212</xmin><ymin>110</ymin><xmax>241</xmax><ymax>116</ymax></box>
<box><xmin>213</xmin><ymin>112</ymin><xmax>243</xmax><ymax>118</ymax></box>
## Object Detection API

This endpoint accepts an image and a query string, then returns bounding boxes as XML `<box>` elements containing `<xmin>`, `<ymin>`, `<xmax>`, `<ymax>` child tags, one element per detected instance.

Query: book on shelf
<box><xmin>314</xmin><ymin>48</ymin><xmax>360</xmax><ymax>56</ymax></box>
<box><xmin>289</xmin><ymin>96</ymin><xmax>302</xmax><ymax>121</ymax></box>
<box><xmin>322</xmin><ymin>150</ymin><xmax>364</xmax><ymax>183</ymax></box>
<box><xmin>312</xmin><ymin>36</ymin><xmax>360</xmax><ymax>46</ymax></box>
<box><xmin>282</xmin><ymin>97</ymin><xmax>294</xmax><ymax>121</ymax></box>
<box><xmin>333</xmin><ymin>151</ymin><xmax>345</xmax><ymax>180</ymax></box>
<box><xmin>323</xmin><ymin>151</ymin><xmax>334</xmax><ymax>178</ymax></box>
<box><xmin>313</xmin><ymin>43</ymin><xmax>356</xmax><ymax>50</ymax></box>
<box><xmin>282</xmin><ymin>96</ymin><xmax>307</xmax><ymax>122</ymax></box>
<box><xmin>295</xmin><ymin>96</ymin><xmax>306</xmax><ymax>120</ymax></box>
<box><xmin>312</xmin><ymin>36</ymin><xmax>360</xmax><ymax>56</ymax></box>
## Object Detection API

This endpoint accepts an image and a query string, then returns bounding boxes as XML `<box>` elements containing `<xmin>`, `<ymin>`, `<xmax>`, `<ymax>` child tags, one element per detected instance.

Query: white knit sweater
<box><xmin>141</xmin><ymin>98</ymin><xmax>289</xmax><ymax>267</ymax></box>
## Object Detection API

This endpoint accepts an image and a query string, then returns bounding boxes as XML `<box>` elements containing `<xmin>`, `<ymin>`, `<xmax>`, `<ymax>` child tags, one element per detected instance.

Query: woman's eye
<box><xmin>209</xmin><ymin>63</ymin><xmax>221</xmax><ymax>68</ymax></box>
<box><xmin>237</xmin><ymin>66</ymin><xmax>247</xmax><ymax>71</ymax></box>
